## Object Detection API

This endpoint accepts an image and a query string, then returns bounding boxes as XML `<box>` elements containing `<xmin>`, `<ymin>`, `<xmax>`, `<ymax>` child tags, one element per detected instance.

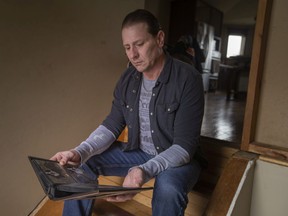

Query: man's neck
<box><xmin>143</xmin><ymin>54</ymin><xmax>166</xmax><ymax>80</ymax></box>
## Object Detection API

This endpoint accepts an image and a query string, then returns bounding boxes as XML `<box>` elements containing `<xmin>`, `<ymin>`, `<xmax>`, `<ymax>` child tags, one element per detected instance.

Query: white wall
<box><xmin>0</xmin><ymin>0</ymin><xmax>144</xmax><ymax>215</ymax></box>
<box><xmin>250</xmin><ymin>160</ymin><xmax>288</xmax><ymax>216</ymax></box>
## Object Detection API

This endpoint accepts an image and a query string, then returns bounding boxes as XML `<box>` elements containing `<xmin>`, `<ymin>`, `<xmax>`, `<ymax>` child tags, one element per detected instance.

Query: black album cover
<box><xmin>28</xmin><ymin>156</ymin><xmax>153</xmax><ymax>200</ymax></box>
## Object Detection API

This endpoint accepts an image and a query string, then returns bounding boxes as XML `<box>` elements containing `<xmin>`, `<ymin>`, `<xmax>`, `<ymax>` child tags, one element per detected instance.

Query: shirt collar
<box><xmin>131</xmin><ymin>54</ymin><xmax>173</xmax><ymax>84</ymax></box>
<box><xmin>157</xmin><ymin>54</ymin><xmax>172</xmax><ymax>84</ymax></box>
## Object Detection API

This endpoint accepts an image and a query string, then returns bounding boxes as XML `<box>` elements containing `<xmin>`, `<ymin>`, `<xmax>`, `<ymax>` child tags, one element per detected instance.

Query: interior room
<box><xmin>1</xmin><ymin>0</ymin><xmax>287</xmax><ymax>215</ymax></box>
<box><xmin>198</xmin><ymin>0</ymin><xmax>257</xmax><ymax>146</ymax></box>
<box><xmin>167</xmin><ymin>0</ymin><xmax>258</xmax><ymax>147</ymax></box>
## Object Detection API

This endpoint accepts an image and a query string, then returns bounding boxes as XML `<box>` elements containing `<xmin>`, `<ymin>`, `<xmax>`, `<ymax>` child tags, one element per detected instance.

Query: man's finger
<box><xmin>105</xmin><ymin>194</ymin><xmax>135</xmax><ymax>202</ymax></box>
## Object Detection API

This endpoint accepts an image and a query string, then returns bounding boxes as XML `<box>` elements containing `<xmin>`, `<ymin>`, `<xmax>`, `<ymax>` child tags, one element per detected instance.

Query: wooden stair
<box><xmin>31</xmin><ymin>137</ymin><xmax>239</xmax><ymax>216</ymax></box>
<box><xmin>98</xmin><ymin>175</ymin><xmax>210</xmax><ymax>216</ymax></box>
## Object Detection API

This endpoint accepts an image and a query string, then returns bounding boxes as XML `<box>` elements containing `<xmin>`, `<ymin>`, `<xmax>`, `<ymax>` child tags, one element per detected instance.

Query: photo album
<box><xmin>28</xmin><ymin>156</ymin><xmax>153</xmax><ymax>201</ymax></box>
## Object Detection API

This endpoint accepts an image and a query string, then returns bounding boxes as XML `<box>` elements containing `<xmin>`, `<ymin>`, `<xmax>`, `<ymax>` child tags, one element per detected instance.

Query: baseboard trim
<box><xmin>28</xmin><ymin>196</ymin><xmax>48</xmax><ymax>216</ymax></box>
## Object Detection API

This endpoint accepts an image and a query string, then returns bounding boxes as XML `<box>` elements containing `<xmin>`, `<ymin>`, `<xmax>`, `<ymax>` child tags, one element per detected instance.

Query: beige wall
<box><xmin>255</xmin><ymin>0</ymin><xmax>288</xmax><ymax>148</ymax></box>
<box><xmin>0</xmin><ymin>0</ymin><xmax>144</xmax><ymax>215</ymax></box>
<box><xmin>145</xmin><ymin>0</ymin><xmax>171</xmax><ymax>40</ymax></box>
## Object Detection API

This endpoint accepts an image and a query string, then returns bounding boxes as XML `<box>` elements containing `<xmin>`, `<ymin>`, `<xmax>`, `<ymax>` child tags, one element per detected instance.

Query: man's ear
<box><xmin>157</xmin><ymin>30</ymin><xmax>165</xmax><ymax>47</ymax></box>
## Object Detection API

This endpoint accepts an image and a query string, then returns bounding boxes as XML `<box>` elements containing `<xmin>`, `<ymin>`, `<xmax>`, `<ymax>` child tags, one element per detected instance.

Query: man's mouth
<box><xmin>133</xmin><ymin>61</ymin><xmax>142</xmax><ymax>66</ymax></box>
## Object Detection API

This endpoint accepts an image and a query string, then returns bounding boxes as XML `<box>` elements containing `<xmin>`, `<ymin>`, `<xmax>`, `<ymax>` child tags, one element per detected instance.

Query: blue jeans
<box><xmin>62</xmin><ymin>142</ymin><xmax>201</xmax><ymax>216</ymax></box>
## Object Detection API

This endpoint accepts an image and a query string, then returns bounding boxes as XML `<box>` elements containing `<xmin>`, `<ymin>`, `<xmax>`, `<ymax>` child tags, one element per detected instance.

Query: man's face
<box><xmin>122</xmin><ymin>22</ymin><xmax>164</xmax><ymax>73</ymax></box>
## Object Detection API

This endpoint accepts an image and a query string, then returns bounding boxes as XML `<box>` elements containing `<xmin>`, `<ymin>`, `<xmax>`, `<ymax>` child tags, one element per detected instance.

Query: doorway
<box><xmin>168</xmin><ymin>0</ymin><xmax>259</xmax><ymax>147</ymax></box>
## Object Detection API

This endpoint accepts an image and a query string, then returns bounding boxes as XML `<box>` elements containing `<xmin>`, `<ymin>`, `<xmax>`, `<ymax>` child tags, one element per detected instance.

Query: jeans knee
<box><xmin>153</xmin><ymin>181</ymin><xmax>188</xmax><ymax>203</ymax></box>
<box><xmin>152</xmin><ymin>180</ymin><xmax>188</xmax><ymax>216</ymax></box>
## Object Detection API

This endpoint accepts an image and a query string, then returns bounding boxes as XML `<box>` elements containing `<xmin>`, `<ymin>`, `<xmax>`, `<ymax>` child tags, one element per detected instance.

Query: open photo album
<box><xmin>28</xmin><ymin>156</ymin><xmax>153</xmax><ymax>201</ymax></box>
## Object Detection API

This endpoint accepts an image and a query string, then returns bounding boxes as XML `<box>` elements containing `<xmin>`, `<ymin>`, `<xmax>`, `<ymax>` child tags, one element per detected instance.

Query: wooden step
<box><xmin>98</xmin><ymin>176</ymin><xmax>210</xmax><ymax>216</ymax></box>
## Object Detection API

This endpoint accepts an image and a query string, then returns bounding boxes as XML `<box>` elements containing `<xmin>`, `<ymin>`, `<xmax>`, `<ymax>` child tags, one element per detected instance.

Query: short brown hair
<box><xmin>122</xmin><ymin>9</ymin><xmax>162</xmax><ymax>36</ymax></box>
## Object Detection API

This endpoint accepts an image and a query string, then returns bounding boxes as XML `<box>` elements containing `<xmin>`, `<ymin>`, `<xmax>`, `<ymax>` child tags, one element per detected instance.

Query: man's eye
<box><xmin>136</xmin><ymin>43</ymin><xmax>143</xmax><ymax>47</ymax></box>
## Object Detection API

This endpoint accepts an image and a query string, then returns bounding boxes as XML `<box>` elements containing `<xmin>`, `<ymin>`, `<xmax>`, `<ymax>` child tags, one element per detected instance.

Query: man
<box><xmin>51</xmin><ymin>9</ymin><xmax>205</xmax><ymax>216</ymax></box>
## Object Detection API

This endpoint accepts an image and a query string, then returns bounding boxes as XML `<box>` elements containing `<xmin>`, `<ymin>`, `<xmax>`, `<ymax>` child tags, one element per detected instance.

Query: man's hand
<box><xmin>50</xmin><ymin>149</ymin><xmax>81</xmax><ymax>166</ymax></box>
<box><xmin>105</xmin><ymin>167</ymin><xmax>145</xmax><ymax>202</ymax></box>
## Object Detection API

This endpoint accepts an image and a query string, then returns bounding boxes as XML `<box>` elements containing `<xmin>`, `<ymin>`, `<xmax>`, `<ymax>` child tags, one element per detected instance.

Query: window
<box><xmin>226</xmin><ymin>35</ymin><xmax>246</xmax><ymax>58</ymax></box>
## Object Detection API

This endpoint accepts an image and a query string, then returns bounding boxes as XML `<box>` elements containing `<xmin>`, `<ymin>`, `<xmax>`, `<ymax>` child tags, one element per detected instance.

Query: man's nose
<box><xmin>128</xmin><ymin>46</ymin><xmax>139</xmax><ymax>59</ymax></box>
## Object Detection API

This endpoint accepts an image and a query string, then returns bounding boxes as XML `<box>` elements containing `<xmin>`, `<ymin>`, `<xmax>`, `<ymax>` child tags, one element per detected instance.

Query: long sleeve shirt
<box><xmin>75</xmin><ymin>54</ymin><xmax>205</xmax><ymax>178</ymax></box>
<box><xmin>102</xmin><ymin>55</ymin><xmax>204</xmax><ymax>159</ymax></box>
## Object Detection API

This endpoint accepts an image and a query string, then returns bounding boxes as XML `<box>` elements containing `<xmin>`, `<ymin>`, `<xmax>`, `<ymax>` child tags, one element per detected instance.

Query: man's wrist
<box><xmin>138</xmin><ymin>165</ymin><xmax>153</xmax><ymax>182</ymax></box>
<box><xmin>71</xmin><ymin>149</ymin><xmax>83</xmax><ymax>163</ymax></box>
<box><xmin>129</xmin><ymin>166</ymin><xmax>151</xmax><ymax>183</ymax></box>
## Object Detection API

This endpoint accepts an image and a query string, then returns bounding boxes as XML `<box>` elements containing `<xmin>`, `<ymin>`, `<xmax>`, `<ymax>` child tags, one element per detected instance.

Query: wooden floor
<box><xmin>201</xmin><ymin>91</ymin><xmax>246</xmax><ymax>146</ymax></box>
